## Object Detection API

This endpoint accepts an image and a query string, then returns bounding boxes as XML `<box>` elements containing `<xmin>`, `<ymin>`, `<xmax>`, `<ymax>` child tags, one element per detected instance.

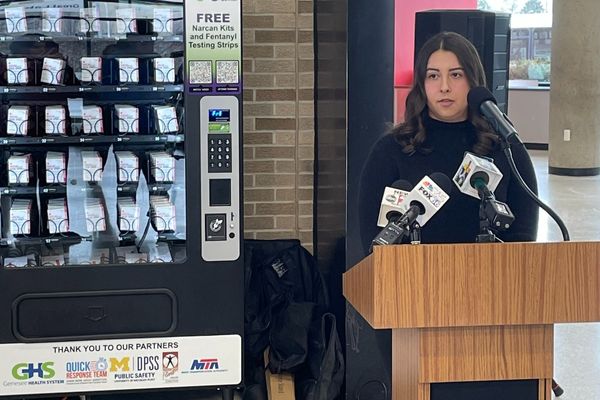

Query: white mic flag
<box><xmin>402</xmin><ymin>175</ymin><xmax>450</xmax><ymax>226</ymax></box>
<box><xmin>452</xmin><ymin>152</ymin><xmax>503</xmax><ymax>199</ymax></box>
<box><xmin>377</xmin><ymin>186</ymin><xmax>410</xmax><ymax>227</ymax></box>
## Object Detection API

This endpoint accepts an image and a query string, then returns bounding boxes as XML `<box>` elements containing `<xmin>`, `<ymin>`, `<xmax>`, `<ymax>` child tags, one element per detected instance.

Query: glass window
<box><xmin>478</xmin><ymin>1</ymin><xmax>552</xmax><ymax>85</ymax></box>
<box><xmin>0</xmin><ymin>1</ymin><xmax>187</xmax><ymax>268</ymax></box>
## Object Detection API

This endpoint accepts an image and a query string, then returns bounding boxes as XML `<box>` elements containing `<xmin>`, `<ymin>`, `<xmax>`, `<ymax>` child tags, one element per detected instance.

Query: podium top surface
<box><xmin>343</xmin><ymin>241</ymin><xmax>600</xmax><ymax>329</ymax></box>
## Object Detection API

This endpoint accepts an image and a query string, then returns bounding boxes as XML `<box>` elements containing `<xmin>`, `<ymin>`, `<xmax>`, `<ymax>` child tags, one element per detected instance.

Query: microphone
<box><xmin>376</xmin><ymin>179</ymin><xmax>412</xmax><ymax>227</ymax></box>
<box><xmin>452</xmin><ymin>151</ymin><xmax>503</xmax><ymax>200</ymax></box>
<box><xmin>467</xmin><ymin>86</ymin><xmax>521</xmax><ymax>144</ymax></box>
<box><xmin>401</xmin><ymin>172</ymin><xmax>452</xmax><ymax>227</ymax></box>
<box><xmin>452</xmin><ymin>152</ymin><xmax>515</xmax><ymax>232</ymax></box>
<box><xmin>469</xmin><ymin>88</ymin><xmax>571</xmax><ymax>241</ymax></box>
<box><xmin>371</xmin><ymin>173</ymin><xmax>451</xmax><ymax>247</ymax></box>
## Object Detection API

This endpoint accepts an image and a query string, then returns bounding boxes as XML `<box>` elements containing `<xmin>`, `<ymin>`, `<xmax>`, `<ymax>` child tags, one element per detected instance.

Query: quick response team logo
<box><xmin>162</xmin><ymin>352</ymin><xmax>179</xmax><ymax>378</ymax></box>
<box><xmin>65</xmin><ymin>358</ymin><xmax>108</xmax><ymax>380</ymax></box>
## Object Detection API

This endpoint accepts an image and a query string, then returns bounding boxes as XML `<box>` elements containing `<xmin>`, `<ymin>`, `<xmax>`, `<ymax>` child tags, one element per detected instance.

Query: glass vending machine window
<box><xmin>0</xmin><ymin>0</ymin><xmax>187</xmax><ymax>268</ymax></box>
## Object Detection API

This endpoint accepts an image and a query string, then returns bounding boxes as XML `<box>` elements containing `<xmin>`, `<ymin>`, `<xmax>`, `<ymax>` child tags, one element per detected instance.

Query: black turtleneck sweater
<box><xmin>358</xmin><ymin>114</ymin><xmax>539</xmax><ymax>255</ymax></box>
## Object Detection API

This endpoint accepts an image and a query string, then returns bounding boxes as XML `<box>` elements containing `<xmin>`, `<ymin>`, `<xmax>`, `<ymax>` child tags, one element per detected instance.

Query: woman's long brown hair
<box><xmin>392</xmin><ymin>32</ymin><xmax>498</xmax><ymax>155</ymax></box>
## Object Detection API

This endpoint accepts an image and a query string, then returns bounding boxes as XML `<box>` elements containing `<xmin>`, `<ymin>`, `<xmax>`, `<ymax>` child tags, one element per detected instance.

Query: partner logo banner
<box><xmin>0</xmin><ymin>335</ymin><xmax>241</xmax><ymax>396</ymax></box>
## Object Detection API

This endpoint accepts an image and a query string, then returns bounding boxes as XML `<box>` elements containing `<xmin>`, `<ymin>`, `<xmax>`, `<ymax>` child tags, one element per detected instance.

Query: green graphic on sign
<box><xmin>208</xmin><ymin>122</ymin><xmax>231</xmax><ymax>133</ymax></box>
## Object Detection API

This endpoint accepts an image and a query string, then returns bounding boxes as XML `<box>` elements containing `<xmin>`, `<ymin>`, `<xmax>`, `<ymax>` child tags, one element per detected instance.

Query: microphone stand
<box><xmin>476</xmin><ymin>202</ymin><xmax>499</xmax><ymax>243</ymax></box>
<box><xmin>474</xmin><ymin>183</ymin><xmax>513</xmax><ymax>243</ymax></box>
<box><xmin>409</xmin><ymin>222</ymin><xmax>421</xmax><ymax>244</ymax></box>
<box><xmin>370</xmin><ymin>220</ymin><xmax>422</xmax><ymax>252</ymax></box>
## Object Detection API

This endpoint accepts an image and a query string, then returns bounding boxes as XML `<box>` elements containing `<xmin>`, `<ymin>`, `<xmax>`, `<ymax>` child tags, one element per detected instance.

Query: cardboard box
<box><xmin>115</xmin><ymin>246</ymin><xmax>148</xmax><ymax>264</ymax></box>
<box><xmin>46</xmin><ymin>151</ymin><xmax>67</xmax><ymax>184</ymax></box>
<box><xmin>115</xmin><ymin>104</ymin><xmax>139</xmax><ymax>133</ymax></box>
<box><xmin>43</xmin><ymin>8</ymin><xmax>63</xmax><ymax>32</ymax></box>
<box><xmin>115</xmin><ymin>151</ymin><xmax>139</xmax><ymax>182</ymax></box>
<box><xmin>150</xmin><ymin>195</ymin><xmax>176</xmax><ymax>231</ymax></box>
<box><xmin>41</xmin><ymin>58</ymin><xmax>66</xmax><ymax>85</ymax></box>
<box><xmin>81</xmin><ymin>57</ymin><xmax>103</xmax><ymax>83</ymax></box>
<box><xmin>5</xmin><ymin>7</ymin><xmax>27</xmax><ymax>33</ymax></box>
<box><xmin>153</xmin><ymin>57</ymin><xmax>175</xmax><ymax>83</ymax></box>
<box><xmin>118</xmin><ymin>198</ymin><xmax>140</xmax><ymax>232</ymax></box>
<box><xmin>82</xmin><ymin>151</ymin><xmax>104</xmax><ymax>182</ymax></box>
<box><xmin>7</xmin><ymin>106</ymin><xmax>29</xmax><ymax>136</ymax></box>
<box><xmin>10</xmin><ymin>199</ymin><xmax>32</xmax><ymax>235</ymax></box>
<box><xmin>6</xmin><ymin>58</ymin><xmax>28</xmax><ymax>85</ymax></box>
<box><xmin>40</xmin><ymin>254</ymin><xmax>65</xmax><ymax>267</ymax></box>
<box><xmin>153</xmin><ymin>105</ymin><xmax>178</xmax><ymax>133</ymax></box>
<box><xmin>117</xmin><ymin>58</ymin><xmax>139</xmax><ymax>84</ymax></box>
<box><xmin>7</xmin><ymin>154</ymin><xmax>31</xmax><ymax>184</ymax></box>
<box><xmin>264</xmin><ymin>348</ymin><xmax>295</xmax><ymax>400</ymax></box>
<box><xmin>84</xmin><ymin>198</ymin><xmax>106</xmax><ymax>232</ymax></box>
<box><xmin>153</xmin><ymin>8</ymin><xmax>174</xmax><ymax>33</ymax></box>
<box><xmin>149</xmin><ymin>151</ymin><xmax>175</xmax><ymax>182</ymax></box>
<box><xmin>45</xmin><ymin>105</ymin><xmax>66</xmax><ymax>135</ymax></box>
<box><xmin>80</xmin><ymin>7</ymin><xmax>100</xmax><ymax>33</ymax></box>
<box><xmin>116</xmin><ymin>8</ymin><xmax>137</xmax><ymax>34</ymax></box>
<box><xmin>47</xmin><ymin>198</ymin><xmax>69</xmax><ymax>234</ymax></box>
<box><xmin>83</xmin><ymin>105</ymin><xmax>104</xmax><ymax>134</ymax></box>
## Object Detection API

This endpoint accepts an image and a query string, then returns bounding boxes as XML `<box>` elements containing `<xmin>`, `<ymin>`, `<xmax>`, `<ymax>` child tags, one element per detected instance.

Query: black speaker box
<box><xmin>415</xmin><ymin>10</ymin><xmax>511</xmax><ymax>112</ymax></box>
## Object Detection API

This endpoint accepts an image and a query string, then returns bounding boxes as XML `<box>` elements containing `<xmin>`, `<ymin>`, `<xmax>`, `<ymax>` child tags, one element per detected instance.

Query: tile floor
<box><xmin>530</xmin><ymin>150</ymin><xmax>600</xmax><ymax>400</ymax></box>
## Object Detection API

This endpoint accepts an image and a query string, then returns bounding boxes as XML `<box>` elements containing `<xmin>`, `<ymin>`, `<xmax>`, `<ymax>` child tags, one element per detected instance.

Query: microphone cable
<box><xmin>501</xmin><ymin>141</ymin><xmax>570</xmax><ymax>241</ymax></box>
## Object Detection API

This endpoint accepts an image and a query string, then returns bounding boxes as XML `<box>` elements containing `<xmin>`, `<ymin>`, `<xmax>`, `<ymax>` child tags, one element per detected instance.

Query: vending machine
<box><xmin>0</xmin><ymin>0</ymin><xmax>243</xmax><ymax>397</ymax></box>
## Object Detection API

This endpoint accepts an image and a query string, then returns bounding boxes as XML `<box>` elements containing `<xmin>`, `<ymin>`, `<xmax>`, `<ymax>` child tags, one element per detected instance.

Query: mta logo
<box><xmin>191</xmin><ymin>358</ymin><xmax>219</xmax><ymax>370</ymax></box>
<box><xmin>12</xmin><ymin>362</ymin><xmax>55</xmax><ymax>380</ymax></box>
<box><xmin>109</xmin><ymin>357</ymin><xmax>131</xmax><ymax>372</ymax></box>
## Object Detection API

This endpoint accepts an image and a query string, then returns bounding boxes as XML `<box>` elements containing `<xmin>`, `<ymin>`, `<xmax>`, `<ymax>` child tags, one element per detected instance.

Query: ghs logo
<box><xmin>12</xmin><ymin>362</ymin><xmax>55</xmax><ymax>380</ymax></box>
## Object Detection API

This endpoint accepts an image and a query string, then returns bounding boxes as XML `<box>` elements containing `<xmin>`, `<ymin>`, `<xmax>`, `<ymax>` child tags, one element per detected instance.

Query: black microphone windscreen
<box><xmin>467</xmin><ymin>86</ymin><xmax>496</xmax><ymax>115</ymax></box>
<box><xmin>391</xmin><ymin>179</ymin><xmax>412</xmax><ymax>191</ymax></box>
<box><xmin>429</xmin><ymin>172</ymin><xmax>452</xmax><ymax>195</ymax></box>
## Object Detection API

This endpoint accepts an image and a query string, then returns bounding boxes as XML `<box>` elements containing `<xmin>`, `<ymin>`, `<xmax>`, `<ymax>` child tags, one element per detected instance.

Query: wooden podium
<box><xmin>343</xmin><ymin>241</ymin><xmax>600</xmax><ymax>400</ymax></box>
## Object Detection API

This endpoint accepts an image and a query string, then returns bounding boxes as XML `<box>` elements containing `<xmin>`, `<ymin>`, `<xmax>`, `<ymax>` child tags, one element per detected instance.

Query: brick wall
<box><xmin>242</xmin><ymin>0</ymin><xmax>314</xmax><ymax>252</ymax></box>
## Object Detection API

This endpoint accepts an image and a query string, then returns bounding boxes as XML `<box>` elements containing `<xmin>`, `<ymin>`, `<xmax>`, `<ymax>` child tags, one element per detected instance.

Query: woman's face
<box><xmin>424</xmin><ymin>49</ymin><xmax>470</xmax><ymax>123</ymax></box>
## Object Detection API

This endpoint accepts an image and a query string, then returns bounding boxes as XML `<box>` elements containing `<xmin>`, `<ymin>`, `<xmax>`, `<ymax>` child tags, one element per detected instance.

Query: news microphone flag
<box><xmin>402</xmin><ymin>175</ymin><xmax>450</xmax><ymax>226</ymax></box>
<box><xmin>452</xmin><ymin>152</ymin><xmax>503</xmax><ymax>200</ymax></box>
<box><xmin>377</xmin><ymin>185</ymin><xmax>411</xmax><ymax>227</ymax></box>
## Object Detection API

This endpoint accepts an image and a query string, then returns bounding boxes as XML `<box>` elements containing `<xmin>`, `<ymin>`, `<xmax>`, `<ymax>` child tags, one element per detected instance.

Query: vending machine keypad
<box><xmin>208</xmin><ymin>135</ymin><xmax>232</xmax><ymax>172</ymax></box>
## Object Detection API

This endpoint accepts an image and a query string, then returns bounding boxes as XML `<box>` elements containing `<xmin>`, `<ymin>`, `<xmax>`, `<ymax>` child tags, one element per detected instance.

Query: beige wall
<box><xmin>507</xmin><ymin>88</ymin><xmax>550</xmax><ymax>145</ymax></box>
<box><xmin>242</xmin><ymin>0</ymin><xmax>315</xmax><ymax>252</ymax></box>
